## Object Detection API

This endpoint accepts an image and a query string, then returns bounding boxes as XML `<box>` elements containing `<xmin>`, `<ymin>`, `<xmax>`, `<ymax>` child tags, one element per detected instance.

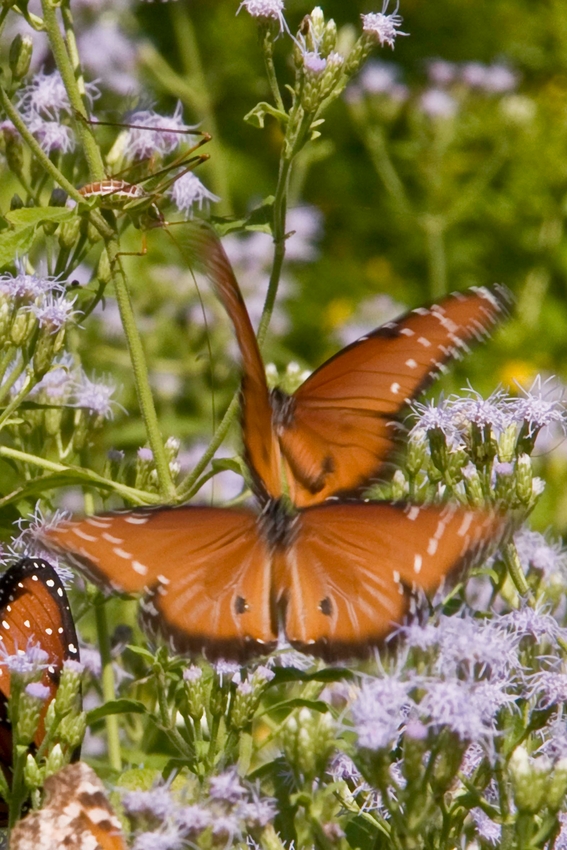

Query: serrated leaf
<box><xmin>87</xmin><ymin>699</ymin><xmax>148</xmax><ymax>724</ymax></box>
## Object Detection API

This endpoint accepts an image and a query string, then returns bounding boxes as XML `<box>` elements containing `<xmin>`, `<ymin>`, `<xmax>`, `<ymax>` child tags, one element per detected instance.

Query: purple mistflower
<box><xmin>78</xmin><ymin>20</ymin><xmax>139</xmax><ymax>97</ymax></box>
<box><xmin>451</xmin><ymin>388</ymin><xmax>508</xmax><ymax>433</ymax></box>
<box><xmin>514</xmin><ymin>527</ymin><xmax>567</xmax><ymax>581</ymax></box>
<box><xmin>124</xmin><ymin>102</ymin><xmax>198</xmax><ymax>160</ymax></box>
<box><xmin>252</xmin><ymin>664</ymin><xmax>275</xmax><ymax>684</ymax></box>
<box><xmin>10</xmin><ymin>505</ymin><xmax>74</xmax><ymax>587</ymax></box>
<box><xmin>238</xmin><ymin>792</ymin><xmax>278</xmax><ymax>828</ymax></box>
<box><xmin>303</xmin><ymin>51</ymin><xmax>327</xmax><ymax>75</ymax></box>
<box><xmin>328</xmin><ymin>752</ymin><xmax>364</xmax><ymax>785</ymax></box>
<box><xmin>483</xmin><ymin>64</ymin><xmax>518</xmax><ymax>93</ymax></box>
<box><xmin>0</xmin><ymin>270</ymin><xmax>63</xmax><ymax>301</ymax></box>
<box><xmin>0</xmin><ymin>641</ymin><xmax>49</xmax><ymax>676</ymax></box>
<box><xmin>30</xmin><ymin>294</ymin><xmax>79</xmax><ymax>332</ymax></box>
<box><xmin>529</xmin><ymin>670</ymin><xmax>567</xmax><ymax>709</ymax></box>
<box><xmin>17</xmin><ymin>70</ymin><xmax>99</xmax><ymax>120</ymax></box>
<box><xmin>209</xmin><ymin>770</ymin><xmax>246</xmax><ymax>804</ymax></box>
<box><xmin>237</xmin><ymin>0</ymin><xmax>287</xmax><ymax>33</ymax></box>
<box><xmin>358</xmin><ymin>60</ymin><xmax>409</xmax><ymax>102</ymax></box>
<box><xmin>168</xmin><ymin>172</ymin><xmax>220</xmax><ymax>217</ymax></box>
<box><xmin>25</xmin><ymin>681</ymin><xmax>51</xmax><ymax>700</ymax></box>
<box><xmin>508</xmin><ymin>376</ymin><xmax>567</xmax><ymax>436</ymax></box>
<box><xmin>211</xmin><ymin>813</ymin><xmax>241</xmax><ymax>842</ymax></box>
<box><xmin>419</xmin><ymin>679</ymin><xmax>494</xmax><ymax>742</ymax></box>
<box><xmin>470</xmin><ymin>808</ymin><xmax>501</xmax><ymax>845</ymax></box>
<box><xmin>461</xmin><ymin>62</ymin><xmax>489</xmax><ymax>89</ymax></box>
<box><xmin>122</xmin><ymin>784</ymin><xmax>177</xmax><ymax>822</ymax></box>
<box><xmin>29</xmin><ymin>118</ymin><xmax>76</xmax><ymax>155</ymax></box>
<box><xmin>419</xmin><ymin>88</ymin><xmax>458</xmax><ymax>119</ymax></box>
<box><xmin>131</xmin><ymin>828</ymin><xmax>185</xmax><ymax>850</ymax></box>
<box><xmin>137</xmin><ymin>447</ymin><xmax>154</xmax><ymax>462</ymax></box>
<box><xmin>72</xmin><ymin>372</ymin><xmax>118</xmax><ymax>419</ymax></box>
<box><xmin>461</xmin><ymin>742</ymin><xmax>485</xmax><ymax>777</ymax></box>
<box><xmin>426</xmin><ymin>59</ymin><xmax>458</xmax><ymax>86</ymax></box>
<box><xmin>410</xmin><ymin>397</ymin><xmax>461</xmax><ymax>444</ymax></box>
<box><xmin>361</xmin><ymin>2</ymin><xmax>408</xmax><ymax>49</ymax></box>
<box><xmin>556</xmin><ymin>813</ymin><xmax>567</xmax><ymax>850</ymax></box>
<box><xmin>62</xmin><ymin>659</ymin><xmax>84</xmax><ymax>675</ymax></box>
<box><xmin>538</xmin><ymin>720</ymin><xmax>567</xmax><ymax>762</ymax></box>
<box><xmin>351</xmin><ymin>674</ymin><xmax>415</xmax><ymax>751</ymax></box>
<box><xmin>397</xmin><ymin>621</ymin><xmax>441</xmax><ymax>651</ymax></box>
<box><xmin>31</xmin><ymin>354</ymin><xmax>75</xmax><ymax>401</ymax></box>
<box><xmin>175</xmin><ymin>804</ymin><xmax>212</xmax><ymax>836</ymax></box>
<box><xmin>213</xmin><ymin>659</ymin><xmax>241</xmax><ymax>682</ymax></box>
<box><xmin>498</xmin><ymin>605</ymin><xmax>565</xmax><ymax>644</ymax></box>
<box><xmin>79</xmin><ymin>645</ymin><xmax>102</xmax><ymax>678</ymax></box>
<box><xmin>183</xmin><ymin>665</ymin><xmax>202</xmax><ymax>683</ymax></box>
<box><xmin>434</xmin><ymin>614</ymin><xmax>519</xmax><ymax>681</ymax></box>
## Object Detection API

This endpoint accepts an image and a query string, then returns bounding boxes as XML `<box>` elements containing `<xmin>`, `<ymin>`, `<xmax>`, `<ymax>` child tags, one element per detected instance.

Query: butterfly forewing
<box><xmin>9</xmin><ymin>761</ymin><xmax>127</xmax><ymax>850</ymax></box>
<box><xmin>277</xmin><ymin>502</ymin><xmax>507</xmax><ymax>658</ymax></box>
<box><xmin>46</xmin><ymin>507</ymin><xmax>277</xmax><ymax>660</ymax></box>
<box><xmin>281</xmin><ymin>285</ymin><xmax>511</xmax><ymax>506</ymax></box>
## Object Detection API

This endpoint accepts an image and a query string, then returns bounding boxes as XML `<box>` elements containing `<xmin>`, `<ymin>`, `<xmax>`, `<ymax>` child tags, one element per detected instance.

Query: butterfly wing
<box><xmin>280</xmin><ymin>286</ymin><xmax>511</xmax><ymax>506</ymax></box>
<box><xmin>276</xmin><ymin>502</ymin><xmax>507</xmax><ymax>659</ymax></box>
<box><xmin>184</xmin><ymin>226</ymin><xmax>282</xmax><ymax>500</ymax></box>
<box><xmin>9</xmin><ymin>762</ymin><xmax>127</xmax><ymax>850</ymax></box>
<box><xmin>0</xmin><ymin>558</ymin><xmax>79</xmax><ymax>803</ymax></box>
<box><xmin>45</xmin><ymin>507</ymin><xmax>277</xmax><ymax>660</ymax></box>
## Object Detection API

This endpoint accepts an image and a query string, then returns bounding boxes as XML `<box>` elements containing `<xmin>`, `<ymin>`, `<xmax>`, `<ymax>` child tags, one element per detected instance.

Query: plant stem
<box><xmin>40</xmin><ymin>0</ymin><xmax>104</xmax><ymax>181</ymax></box>
<box><xmin>502</xmin><ymin>541</ymin><xmax>531</xmax><ymax>598</ymax></box>
<box><xmin>262</xmin><ymin>31</ymin><xmax>285</xmax><ymax>113</ymax></box>
<box><xmin>105</xmin><ymin>243</ymin><xmax>176</xmax><ymax>501</ymax></box>
<box><xmin>421</xmin><ymin>214</ymin><xmax>447</xmax><ymax>300</ymax></box>
<box><xmin>94</xmin><ymin>599</ymin><xmax>122</xmax><ymax>771</ymax></box>
<box><xmin>0</xmin><ymin>445</ymin><xmax>163</xmax><ymax>505</ymax></box>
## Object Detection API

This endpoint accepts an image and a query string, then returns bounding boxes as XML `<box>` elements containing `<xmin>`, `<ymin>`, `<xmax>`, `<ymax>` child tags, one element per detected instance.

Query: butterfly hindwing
<box><xmin>277</xmin><ymin>502</ymin><xmax>507</xmax><ymax>658</ymax></box>
<box><xmin>47</xmin><ymin>507</ymin><xmax>277</xmax><ymax>660</ymax></box>
<box><xmin>9</xmin><ymin>761</ymin><xmax>127</xmax><ymax>850</ymax></box>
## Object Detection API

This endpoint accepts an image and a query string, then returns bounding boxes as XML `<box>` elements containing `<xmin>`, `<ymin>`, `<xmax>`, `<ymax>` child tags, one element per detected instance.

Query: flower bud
<box><xmin>58</xmin><ymin>216</ymin><xmax>82</xmax><ymax>250</ymax></box>
<box><xmin>283</xmin><ymin>708</ymin><xmax>335</xmax><ymax>782</ymax></box>
<box><xmin>16</xmin><ymin>685</ymin><xmax>48</xmax><ymax>745</ymax></box>
<box><xmin>23</xmin><ymin>754</ymin><xmax>44</xmax><ymax>791</ymax></box>
<box><xmin>58</xmin><ymin>711</ymin><xmax>87</xmax><ymax>749</ymax></box>
<box><xmin>510</xmin><ymin>747</ymin><xmax>549</xmax><ymax>814</ymax></box>
<box><xmin>44</xmin><ymin>743</ymin><xmax>66</xmax><ymax>777</ymax></box>
<box><xmin>321</xmin><ymin>18</ymin><xmax>338</xmax><ymax>55</ymax></box>
<box><xmin>54</xmin><ymin>660</ymin><xmax>83</xmax><ymax>716</ymax></box>
<box><xmin>33</xmin><ymin>327</ymin><xmax>65</xmax><ymax>378</ymax></box>
<box><xmin>547</xmin><ymin>758</ymin><xmax>567</xmax><ymax>812</ymax></box>
<box><xmin>497</xmin><ymin>422</ymin><xmax>519</xmax><ymax>463</ymax></box>
<box><xmin>10</xmin><ymin>309</ymin><xmax>36</xmax><ymax>346</ymax></box>
<box><xmin>9</xmin><ymin>34</ymin><xmax>33</xmax><ymax>80</ymax></box>
<box><xmin>391</xmin><ymin>469</ymin><xmax>408</xmax><ymax>500</ymax></box>
<box><xmin>406</xmin><ymin>431</ymin><xmax>427</xmax><ymax>477</ymax></box>
<box><xmin>515</xmin><ymin>453</ymin><xmax>533</xmax><ymax>506</ymax></box>
<box><xmin>183</xmin><ymin>665</ymin><xmax>206</xmax><ymax>721</ymax></box>
<box><xmin>4</xmin><ymin>126</ymin><xmax>24</xmax><ymax>176</ymax></box>
<box><xmin>427</xmin><ymin>426</ymin><xmax>448</xmax><ymax>473</ymax></box>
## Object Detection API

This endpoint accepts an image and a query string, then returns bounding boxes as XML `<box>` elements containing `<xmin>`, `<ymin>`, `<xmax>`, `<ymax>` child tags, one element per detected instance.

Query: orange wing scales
<box><xmin>9</xmin><ymin>762</ymin><xmax>127</xmax><ymax>850</ymax></box>
<box><xmin>45</xmin><ymin>502</ymin><xmax>507</xmax><ymax>662</ymax></box>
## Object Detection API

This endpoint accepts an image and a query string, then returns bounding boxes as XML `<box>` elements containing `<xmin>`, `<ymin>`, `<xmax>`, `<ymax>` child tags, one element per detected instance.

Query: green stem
<box><xmin>8</xmin><ymin>748</ymin><xmax>27</xmax><ymax>828</ymax></box>
<box><xmin>94</xmin><ymin>599</ymin><xmax>122</xmax><ymax>771</ymax></box>
<box><xmin>262</xmin><ymin>31</ymin><xmax>285</xmax><ymax>113</ymax></box>
<box><xmin>0</xmin><ymin>346</ymin><xmax>16</xmax><ymax>384</ymax></box>
<box><xmin>60</xmin><ymin>0</ymin><xmax>87</xmax><ymax>98</ymax></box>
<box><xmin>156</xmin><ymin>671</ymin><xmax>194</xmax><ymax>760</ymax></box>
<box><xmin>0</xmin><ymin>370</ymin><xmax>33</xmax><ymax>428</ymax></box>
<box><xmin>40</xmin><ymin>0</ymin><xmax>104</xmax><ymax>181</ymax></box>
<box><xmin>105</xmin><ymin>241</ymin><xmax>176</xmax><ymax>501</ymax></box>
<box><xmin>421</xmin><ymin>215</ymin><xmax>447</xmax><ymax>300</ymax></box>
<box><xmin>0</xmin><ymin>6</ymin><xmax>11</xmax><ymax>39</ymax></box>
<box><xmin>502</xmin><ymin>541</ymin><xmax>531</xmax><ymax>598</ymax></box>
<box><xmin>0</xmin><ymin>445</ymin><xmax>163</xmax><ymax>505</ymax></box>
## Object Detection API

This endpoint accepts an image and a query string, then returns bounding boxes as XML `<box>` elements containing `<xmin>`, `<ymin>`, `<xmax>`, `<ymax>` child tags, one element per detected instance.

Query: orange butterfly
<box><xmin>9</xmin><ymin>762</ymin><xmax>127</xmax><ymax>850</ymax></box>
<box><xmin>44</xmin><ymin>233</ymin><xmax>510</xmax><ymax>660</ymax></box>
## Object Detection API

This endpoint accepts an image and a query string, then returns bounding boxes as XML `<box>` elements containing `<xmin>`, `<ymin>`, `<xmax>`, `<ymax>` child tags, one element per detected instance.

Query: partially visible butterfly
<box><xmin>187</xmin><ymin>229</ymin><xmax>512</xmax><ymax>506</ymax></box>
<box><xmin>9</xmin><ymin>762</ymin><xmax>127</xmax><ymax>850</ymax></box>
<box><xmin>0</xmin><ymin>558</ymin><xmax>79</xmax><ymax>814</ymax></box>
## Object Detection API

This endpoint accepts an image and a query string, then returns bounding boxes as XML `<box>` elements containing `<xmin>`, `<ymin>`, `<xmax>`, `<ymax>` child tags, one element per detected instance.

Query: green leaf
<box><xmin>210</xmin><ymin>198</ymin><xmax>274</xmax><ymax>237</ymax></box>
<box><xmin>87</xmin><ymin>699</ymin><xmax>148</xmax><ymax>724</ymax></box>
<box><xmin>243</xmin><ymin>102</ymin><xmax>288</xmax><ymax>129</ymax></box>
<box><xmin>5</xmin><ymin>207</ymin><xmax>75</xmax><ymax>227</ymax></box>
<box><xmin>258</xmin><ymin>698</ymin><xmax>330</xmax><ymax>718</ymax></box>
<box><xmin>0</xmin><ymin>225</ymin><xmax>35</xmax><ymax>267</ymax></box>
<box><xmin>269</xmin><ymin>666</ymin><xmax>353</xmax><ymax>686</ymax></box>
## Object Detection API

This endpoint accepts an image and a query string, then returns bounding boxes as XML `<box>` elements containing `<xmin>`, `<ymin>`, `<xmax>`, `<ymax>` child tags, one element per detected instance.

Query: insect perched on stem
<box><xmin>75</xmin><ymin>109</ymin><xmax>213</xmax><ymax>246</ymax></box>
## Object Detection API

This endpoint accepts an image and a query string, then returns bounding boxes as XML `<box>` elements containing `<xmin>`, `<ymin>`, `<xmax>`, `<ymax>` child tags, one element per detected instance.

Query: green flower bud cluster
<box><xmin>283</xmin><ymin>707</ymin><xmax>336</xmax><ymax>783</ymax></box>
<box><xmin>509</xmin><ymin>746</ymin><xmax>567</xmax><ymax>815</ymax></box>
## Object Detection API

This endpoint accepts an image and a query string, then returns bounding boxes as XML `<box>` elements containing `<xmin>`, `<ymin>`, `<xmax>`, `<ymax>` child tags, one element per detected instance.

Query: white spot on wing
<box><xmin>457</xmin><ymin>513</ymin><xmax>474</xmax><ymax>537</ymax></box>
<box><xmin>405</xmin><ymin>358</ymin><xmax>418</xmax><ymax>369</ymax></box>
<box><xmin>390</xmin><ymin>382</ymin><xmax>401</xmax><ymax>395</ymax></box>
<box><xmin>413</xmin><ymin>554</ymin><xmax>423</xmax><ymax>574</ymax></box>
<box><xmin>72</xmin><ymin>528</ymin><xmax>98</xmax><ymax>542</ymax></box>
<box><xmin>132</xmin><ymin>561</ymin><xmax>148</xmax><ymax>576</ymax></box>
